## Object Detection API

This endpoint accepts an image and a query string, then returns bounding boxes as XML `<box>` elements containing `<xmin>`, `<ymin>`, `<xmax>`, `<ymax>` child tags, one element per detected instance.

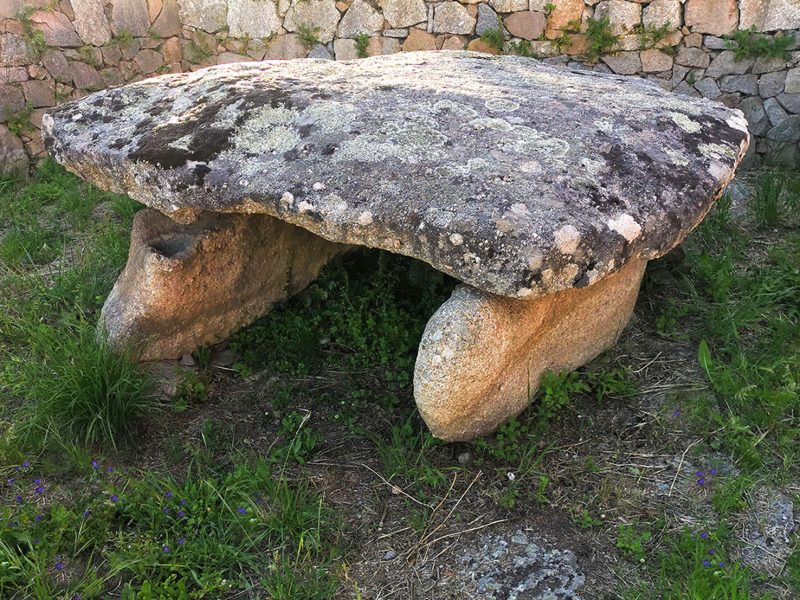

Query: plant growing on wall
<box><xmin>635</xmin><ymin>21</ymin><xmax>672</xmax><ymax>49</ymax></box>
<box><xmin>480</xmin><ymin>28</ymin><xmax>505</xmax><ymax>52</ymax></box>
<box><xmin>354</xmin><ymin>33</ymin><xmax>370</xmax><ymax>58</ymax></box>
<box><xmin>16</xmin><ymin>4</ymin><xmax>46</xmax><ymax>58</ymax></box>
<box><xmin>724</xmin><ymin>27</ymin><xmax>793</xmax><ymax>61</ymax></box>
<box><xmin>584</xmin><ymin>16</ymin><xmax>619</xmax><ymax>62</ymax></box>
<box><xmin>297</xmin><ymin>24</ymin><xmax>321</xmax><ymax>49</ymax></box>
<box><xmin>6</xmin><ymin>102</ymin><xmax>35</xmax><ymax>136</ymax></box>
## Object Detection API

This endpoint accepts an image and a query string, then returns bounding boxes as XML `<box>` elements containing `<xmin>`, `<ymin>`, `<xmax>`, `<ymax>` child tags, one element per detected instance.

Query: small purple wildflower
<box><xmin>177</xmin><ymin>510</ymin><xmax>186</xmax><ymax>518</ymax></box>
<box><xmin>718</xmin><ymin>561</ymin><xmax>726</xmax><ymax>568</ymax></box>
<box><xmin>34</xmin><ymin>485</ymin><xmax>45</xmax><ymax>494</ymax></box>
<box><xmin>91</xmin><ymin>460</ymin><xmax>99</xmax><ymax>470</ymax></box>
<box><xmin>696</xmin><ymin>471</ymin><xmax>704</xmax><ymax>477</ymax></box>
<box><xmin>15</xmin><ymin>495</ymin><xmax>23</xmax><ymax>503</ymax></box>
<box><xmin>709</xmin><ymin>468</ymin><xmax>718</xmax><ymax>476</ymax></box>
<box><xmin>708</xmin><ymin>549</ymin><xmax>716</xmax><ymax>555</ymax></box>
<box><xmin>54</xmin><ymin>558</ymin><xmax>64</xmax><ymax>571</ymax></box>
<box><xmin>110</xmin><ymin>494</ymin><xmax>119</xmax><ymax>503</ymax></box>
<box><xmin>162</xmin><ymin>507</ymin><xmax>170</xmax><ymax>514</ymax></box>
<box><xmin>164</xmin><ymin>491</ymin><xmax>173</xmax><ymax>499</ymax></box>
<box><xmin>702</xmin><ymin>560</ymin><xmax>711</xmax><ymax>567</ymax></box>
<box><xmin>34</xmin><ymin>515</ymin><xmax>43</xmax><ymax>522</ymax></box>
<box><xmin>237</xmin><ymin>506</ymin><xmax>247</xmax><ymax>515</ymax></box>
<box><xmin>177</xmin><ymin>537</ymin><xmax>185</xmax><ymax>546</ymax></box>
<box><xmin>72</xmin><ymin>595</ymin><xmax>81</xmax><ymax>600</ymax></box>
<box><xmin>671</xmin><ymin>407</ymin><xmax>682</xmax><ymax>418</ymax></box>
<box><xmin>21</xmin><ymin>461</ymin><xmax>30</xmax><ymax>469</ymax></box>
<box><xmin>7</xmin><ymin>477</ymin><xmax>15</xmax><ymax>485</ymax></box>
<box><xmin>699</xmin><ymin>532</ymin><xmax>709</xmax><ymax>540</ymax></box>
<box><xmin>106</xmin><ymin>467</ymin><xmax>114</xmax><ymax>473</ymax></box>
<box><xmin>697</xmin><ymin>478</ymin><xmax>706</xmax><ymax>486</ymax></box>
<box><xmin>33</xmin><ymin>478</ymin><xmax>41</xmax><ymax>485</ymax></box>
<box><xmin>179</xmin><ymin>498</ymin><xmax>188</xmax><ymax>506</ymax></box>
<box><xmin>83</xmin><ymin>510</ymin><xmax>91</xmax><ymax>519</ymax></box>
<box><xmin>162</xmin><ymin>545</ymin><xmax>171</xmax><ymax>554</ymax></box>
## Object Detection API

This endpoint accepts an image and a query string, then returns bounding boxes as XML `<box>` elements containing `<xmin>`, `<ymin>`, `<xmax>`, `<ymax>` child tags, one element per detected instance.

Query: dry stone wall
<box><xmin>1</xmin><ymin>0</ymin><xmax>799</xmax><ymax>175</ymax></box>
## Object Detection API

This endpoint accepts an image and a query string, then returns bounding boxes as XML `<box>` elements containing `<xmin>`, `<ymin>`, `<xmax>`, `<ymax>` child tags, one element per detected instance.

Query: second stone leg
<box><xmin>414</xmin><ymin>258</ymin><xmax>648</xmax><ymax>442</ymax></box>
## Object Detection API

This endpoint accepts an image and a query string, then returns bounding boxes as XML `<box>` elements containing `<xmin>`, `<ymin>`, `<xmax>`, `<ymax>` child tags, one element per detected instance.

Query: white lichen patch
<box><xmin>594</xmin><ymin>117</ymin><xmax>614</xmax><ymax>134</ymax></box>
<box><xmin>608</xmin><ymin>214</ymin><xmax>642</xmax><ymax>242</ymax></box>
<box><xmin>231</xmin><ymin>105</ymin><xmax>302</xmax><ymax>154</ymax></box>
<box><xmin>322</xmin><ymin>194</ymin><xmax>348</xmax><ymax>213</ymax></box>
<box><xmin>698</xmin><ymin>143</ymin><xmax>736</xmax><ymax>161</ymax></box>
<box><xmin>514</xmin><ymin>126</ymin><xmax>570</xmax><ymax>159</ymax></box>
<box><xmin>449</xmin><ymin>233</ymin><xmax>464</xmax><ymax>246</ymax></box>
<box><xmin>357</xmin><ymin>210</ymin><xmax>373</xmax><ymax>225</ymax></box>
<box><xmin>389</xmin><ymin>126</ymin><xmax>448</xmax><ymax>148</ymax></box>
<box><xmin>485</xmin><ymin>98</ymin><xmax>520</xmax><ymax>113</ymax></box>
<box><xmin>554</xmin><ymin>225</ymin><xmax>580</xmax><ymax>255</ymax></box>
<box><xmin>236</xmin><ymin>125</ymin><xmax>301</xmax><ymax>154</ymax></box>
<box><xmin>335</xmin><ymin>134</ymin><xmax>404</xmax><ymax>163</ymax></box>
<box><xmin>670</xmin><ymin>112</ymin><xmax>702</xmax><ymax>133</ymax></box>
<box><xmin>167</xmin><ymin>134</ymin><xmax>194</xmax><ymax>152</ymax></box>
<box><xmin>297</xmin><ymin>200</ymin><xmax>315</xmax><ymax>213</ymax></box>
<box><xmin>580</xmin><ymin>157</ymin><xmax>605</xmax><ymax>176</ymax></box>
<box><xmin>296</xmin><ymin>101</ymin><xmax>357</xmax><ymax>134</ymax></box>
<box><xmin>432</xmin><ymin>99</ymin><xmax>477</xmax><ymax>118</ymax></box>
<box><xmin>526</xmin><ymin>249</ymin><xmax>544</xmax><ymax>271</ymax></box>
<box><xmin>664</xmin><ymin>146</ymin><xmax>689</xmax><ymax>167</ymax></box>
<box><xmin>279</xmin><ymin>192</ymin><xmax>294</xmax><ymax>209</ymax></box>
<box><xmin>470</xmin><ymin>117</ymin><xmax>513</xmax><ymax>132</ymax></box>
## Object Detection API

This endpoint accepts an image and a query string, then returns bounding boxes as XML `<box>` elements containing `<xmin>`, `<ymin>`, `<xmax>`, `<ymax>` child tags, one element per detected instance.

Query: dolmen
<box><xmin>43</xmin><ymin>51</ymin><xmax>749</xmax><ymax>441</ymax></box>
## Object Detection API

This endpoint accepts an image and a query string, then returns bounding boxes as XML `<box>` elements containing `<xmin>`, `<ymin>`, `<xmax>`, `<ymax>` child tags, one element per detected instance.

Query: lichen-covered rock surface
<box><xmin>43</xmin><ymin>51</ymin><xmax>749</xmax><ymax>299</ymax></box>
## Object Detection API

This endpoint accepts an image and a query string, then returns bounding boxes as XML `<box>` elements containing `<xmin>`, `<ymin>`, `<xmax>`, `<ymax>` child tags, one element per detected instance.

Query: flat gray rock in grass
<box><xmin>42</xmin><ymin>51</ymin><xmax>749</xmax><ymax>300</ymax></box>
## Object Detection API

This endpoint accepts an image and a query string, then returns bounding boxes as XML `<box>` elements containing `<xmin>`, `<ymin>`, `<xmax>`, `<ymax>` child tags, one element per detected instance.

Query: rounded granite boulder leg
<box><xmin>414</xmin><ymin>258</ymin><xmax>648</xmax><ymax>442</ymax></box>
<box><xmin>99</xmin><ymin>209</ymin><xmax>348</xmax><ymax>361</ymax></box>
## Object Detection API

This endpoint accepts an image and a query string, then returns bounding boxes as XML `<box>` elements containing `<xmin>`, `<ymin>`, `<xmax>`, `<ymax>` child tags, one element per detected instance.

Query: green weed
<box><xmin>297</xmin><ymin>25</ymin><xmax>321</xmax><ymax>49</ymax></box>
<box><xmin>354</xmin><ymin>33</ymin><xmax>370</xmax><ymax>58</ymax></box>
<box><xmin>725</xmin><ymin>27</ymin><xmax>793</xmax><ymax>61</ymax></box>
<box><xmin>480</xmin><ymin>28</ymin><xmax>505</xmax><ymax>51</ymax></box>
<box><xmin>0</xmin><ymin>458</ymin><xmax>340</xmax><ymax>598</ymax></box>
<box><xmin>753</xmin><ymin>169</ymin><xmax>789</xmax><ymax>227</ymax></box>
<box><xmin>585</xmin><ymin>16</ymin><xmax>619</xmax><ymax>61</ymax></box>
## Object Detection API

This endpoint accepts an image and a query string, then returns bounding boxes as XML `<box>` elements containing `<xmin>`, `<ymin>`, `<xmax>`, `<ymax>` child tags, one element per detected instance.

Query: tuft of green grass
<box><xmin>585</xmin><ymin>16</ymin><xmax>620</xmax><ymax>61</ymax></box>
<box><xmin>1</xmin><ymin>158</ymin><xmax>152</xmax><ymax>454</ymax></box>
<box><xmin>725</xmin><ymin>27</ymin><xmax>793</xmax><ymax>61</ymax></box>
<box><xmin>3</xmin><ymin>316</ymin><xmax>158</xmax><ymax>450</ymax></box>
<box><xmin>635</xmin><ymin>21</ymin><xmax>673</xmax><ymax>49</ymax></box>
<box><xmin>753</xmin><ymin>169</ymin><xmax>790</xmax><ymax>227</ymax></box>
<box><xmin>5</xmin><ymin>102</ymin><xmax>35</xmax><ymax>137</ymax></box>
<box><xmin>480</xmin><ymin>28</ymin><xmax>505</xmax><ymax>51</ymax></box>
<box><xmin>297</xmin><ymin>25</ymin><xmax>321</xmax><ymax>49</ymax></box>
<box><xmin>0</xmin><ymin>458</ymin><xmax>340</xmax><ymax>598</ymax></box>
<box><xmin>645</xmin><ymin>168</ymin><xmax>800</xmax><ymax>476</ymax></box>
<box><xmin>354</xmin><ymin>33</ymin><xmax>370</xmax><ymax>58</ymax></box>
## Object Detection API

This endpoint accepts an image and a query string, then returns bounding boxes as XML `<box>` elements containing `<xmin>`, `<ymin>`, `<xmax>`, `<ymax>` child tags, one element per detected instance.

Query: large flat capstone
<box><xmin>42</xmin><ymin>51</ymin><xmax>749</xmax><ymax>299</ymax></box>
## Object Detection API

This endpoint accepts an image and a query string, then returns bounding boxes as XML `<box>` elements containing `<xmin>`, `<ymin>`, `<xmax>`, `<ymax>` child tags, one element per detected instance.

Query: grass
<box><xmin>0</xmin><ymin>457</ymin><xmax>339</xmax><ymax>598</ymax></box>
<box><xmin>645</xmin><ymin>172</ymin><xmax>800</xmax><ymax>475</ymax></box>
<box><xmin>1</xmin><ymin>159</ymin><xmax>798</xmax><ymax>597</ymax></box>
<box><xmin>354</xmin><ymin>33</ymin><xmax>370</xmax><ymax>58</ymax></box>
<box><xmin>725</xmin><ymin>27</ymin><xmax>793</xmax><ymax>61</ymax></box>
<box><xmin>480</xmin><ymin>28</ymin><xmax>505</xmax><ymax>52</ymax></box>
<box><xmin>585</xmin><ymin>16</ymin><xmax>620</xmax><ymax>61</ymax></box>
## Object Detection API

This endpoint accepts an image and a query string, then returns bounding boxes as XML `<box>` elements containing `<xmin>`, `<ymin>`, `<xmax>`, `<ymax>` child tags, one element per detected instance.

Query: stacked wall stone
<box><xmin>1</xmin><ymin>0</ymin><xmax>799</xmax><ymax>175</ymax></box>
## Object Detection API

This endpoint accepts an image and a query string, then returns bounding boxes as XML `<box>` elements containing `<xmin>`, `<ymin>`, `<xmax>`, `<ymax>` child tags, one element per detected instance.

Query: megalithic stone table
<box><xmin>42</xmin><ymin>51</ymin><xmax>749</xmax><ymax>441</ymax></box>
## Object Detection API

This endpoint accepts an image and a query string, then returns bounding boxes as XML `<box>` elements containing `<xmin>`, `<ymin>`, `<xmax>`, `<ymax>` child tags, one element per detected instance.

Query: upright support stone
<box><xmin>415</xmin><ymin>258</ymin><xmax>646</xmax><ymax>441</ymax></box>
<box><xmin>100</xmin><ymin>209</ymin><xmax>348</xmax><ymax>360</ymax></box>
